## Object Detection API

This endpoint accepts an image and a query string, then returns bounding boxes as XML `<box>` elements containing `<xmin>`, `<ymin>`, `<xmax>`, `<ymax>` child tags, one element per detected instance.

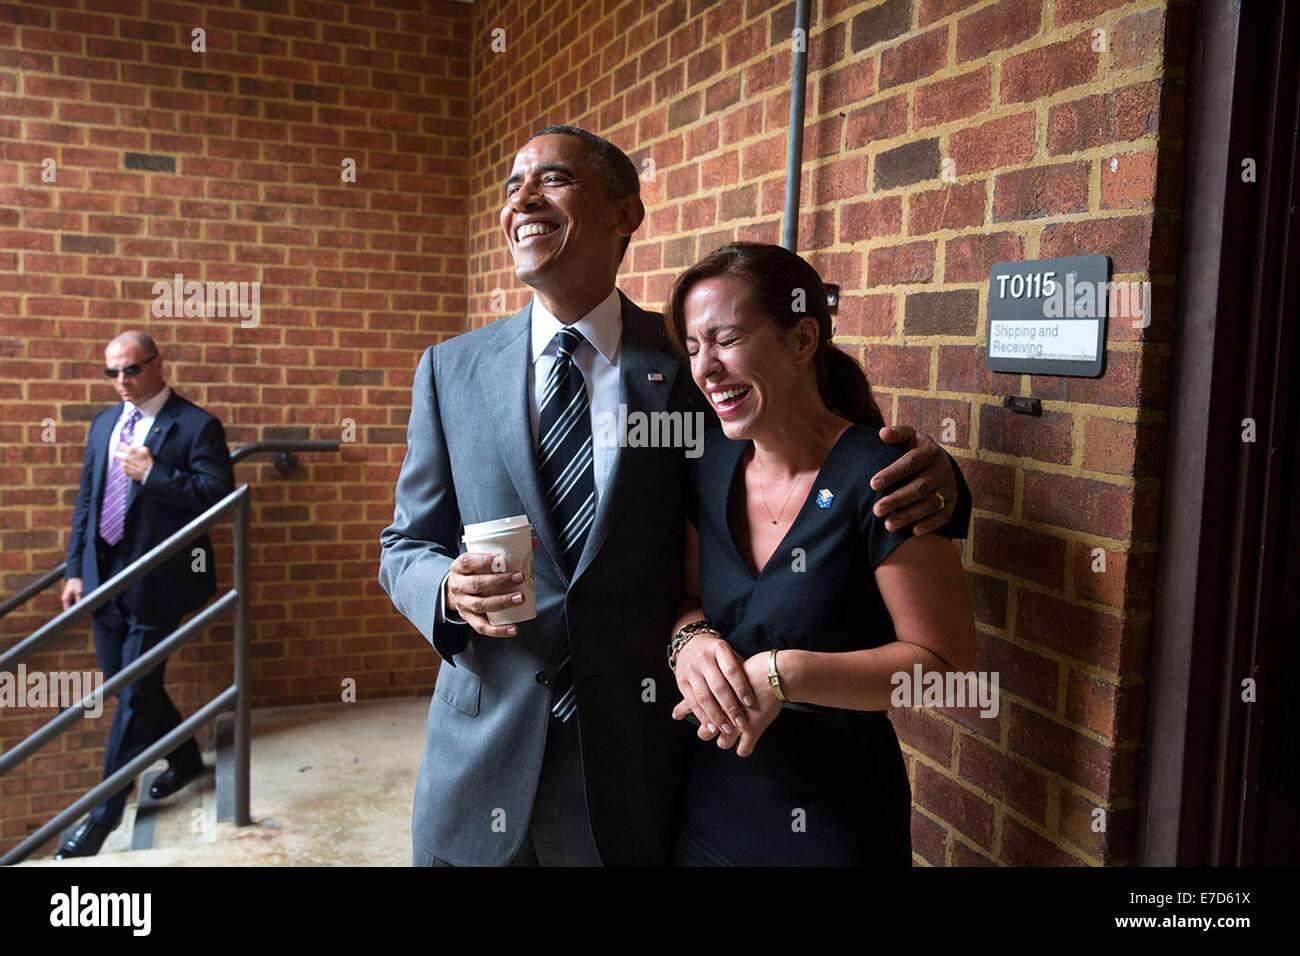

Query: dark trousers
<box><xmin>88</xmin><ymin>538</ymin><xmax>202</xmax><ymax>827</ymax></box>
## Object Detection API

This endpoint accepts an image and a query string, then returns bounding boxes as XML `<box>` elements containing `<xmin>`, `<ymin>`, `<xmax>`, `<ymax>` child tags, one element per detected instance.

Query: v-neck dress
<box><xmin>674</xmin><ymin>423</ymin><xmax>949</xmax><ymax>866</ymax></box>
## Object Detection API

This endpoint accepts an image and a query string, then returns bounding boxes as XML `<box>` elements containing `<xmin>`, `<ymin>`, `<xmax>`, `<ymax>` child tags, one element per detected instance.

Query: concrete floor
<box><xmin>23</xmin><ymin>696</ymin><xmax>428</xmax><ymax>867</ymax></box>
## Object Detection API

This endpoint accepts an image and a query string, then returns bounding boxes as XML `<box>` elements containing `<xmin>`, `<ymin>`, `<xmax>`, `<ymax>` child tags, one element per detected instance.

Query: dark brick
<box><xmin>60</xmin><ymin>235</ymin><xmax>115</xmax><ymax>254</ymax></box>
<box><xmin>263</xmin><ymin>426</ymin><xmax>311</xmax><ymax>440</ymax></box>
<box><xmin>874</xmin><ymin>137</ymin><xmax>940</xmax><ymax>189</ymax></box>
<box><xmin>851</xmin><ymin>0</ymin><xmax>913</xmax><ymax>53</ymax></box>
<box><xmin>903</xmin><ymin>289</ymin><xmax>979</xmax><ymax>335</ymax></box>
<box><xmin>338</xmin><ymin>370</ymin><xmax>383</xmax><ymax>386</ymax></box>
<box><xmin>123</xmin><ymin>152</ymin><xmax>176</xmax><ymax>173</ymax></box>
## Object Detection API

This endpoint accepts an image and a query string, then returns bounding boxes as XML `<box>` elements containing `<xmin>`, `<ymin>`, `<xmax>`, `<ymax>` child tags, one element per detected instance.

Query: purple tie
<box><xmin>98</xmin><ymin>407</ymin><xmax>142</xmax><ymax>546</ymax></box>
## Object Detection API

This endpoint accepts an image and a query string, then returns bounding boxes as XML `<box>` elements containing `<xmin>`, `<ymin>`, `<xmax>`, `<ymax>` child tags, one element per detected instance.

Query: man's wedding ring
<box><xmin>933</xmin><ymin>491</ymin><xmax>946</xmax><ymax>513</ymax></box>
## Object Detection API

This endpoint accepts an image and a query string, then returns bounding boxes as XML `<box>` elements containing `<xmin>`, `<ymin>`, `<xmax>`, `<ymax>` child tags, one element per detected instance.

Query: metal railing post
<box><xmin>233</xmin><ymin>488</ymin><xmax>251</xmax><ymax>827</ymax></box>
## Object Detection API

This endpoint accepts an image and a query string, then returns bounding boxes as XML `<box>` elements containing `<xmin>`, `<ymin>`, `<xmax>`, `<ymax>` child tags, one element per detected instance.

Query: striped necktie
<box><xmin>98</xmin><ymin>407</ymin><xmax>142</xmax><ymax>547</ymax></box>
<box><xmin>537</xmin><ymin>326</ymin><xmax>595</xmax><ymax>724</ymax></box>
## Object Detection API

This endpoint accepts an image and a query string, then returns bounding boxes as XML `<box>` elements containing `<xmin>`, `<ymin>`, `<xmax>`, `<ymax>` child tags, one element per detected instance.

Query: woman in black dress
<box><xmin>662</xmin><ymin>242</ymin><xmax>978</xmax><ymax>866</ymax></box>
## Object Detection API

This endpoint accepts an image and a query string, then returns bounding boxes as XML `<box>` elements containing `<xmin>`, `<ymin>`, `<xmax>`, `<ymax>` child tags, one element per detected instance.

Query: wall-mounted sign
<box><xmin>986</xmin><ymin>254</ymin><xmax>1110</xmax><ymax>378</ymax></box>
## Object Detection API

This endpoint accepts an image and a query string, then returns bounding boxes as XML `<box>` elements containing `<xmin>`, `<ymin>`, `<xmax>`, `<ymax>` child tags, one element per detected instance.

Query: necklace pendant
<box><xmin>770</xmin><ymin>519</ymin><xmax>778</xmax><ymax>524</ymax></box>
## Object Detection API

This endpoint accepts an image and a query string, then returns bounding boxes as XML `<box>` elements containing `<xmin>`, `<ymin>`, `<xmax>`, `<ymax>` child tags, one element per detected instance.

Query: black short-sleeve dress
<box><xmin>674</xmin><ymin>422</ymin><xmax>947</xmax><ymax>866</ymax></box>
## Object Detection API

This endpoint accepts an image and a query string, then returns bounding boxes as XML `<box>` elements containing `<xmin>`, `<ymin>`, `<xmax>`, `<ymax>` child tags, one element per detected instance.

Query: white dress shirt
<box><xmin>527</xmin><ymin>288</ymin><xmax>623</xmax><ymax>507</ymax></box>
<box><xmin>105</xmin><ymin>384</ymin><xmax>171</xmax><ymax>489</ymax></box>
<box><xmin>440</xmin><ymin>290</ymin><xmax>625</xmax><ymax>624</ymax></box>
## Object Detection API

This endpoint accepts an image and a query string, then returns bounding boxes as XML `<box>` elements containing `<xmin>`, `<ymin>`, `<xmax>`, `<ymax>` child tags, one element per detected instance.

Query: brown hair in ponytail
<box><xmin>663</xmin><ymin>241</ymin><xmax>884</xmax><ymax>428</ymax></box>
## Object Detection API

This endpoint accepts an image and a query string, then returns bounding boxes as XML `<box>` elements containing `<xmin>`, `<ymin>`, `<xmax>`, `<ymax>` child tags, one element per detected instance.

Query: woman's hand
<box><xmin>672</xmin><ymin>633</ymin><xmax>755</xmax><ymax>741</ymax></box>
<box><xmin>673</xmin><ymin>650</ymin><xmax>784</xmax><ymax>758</ymax></box>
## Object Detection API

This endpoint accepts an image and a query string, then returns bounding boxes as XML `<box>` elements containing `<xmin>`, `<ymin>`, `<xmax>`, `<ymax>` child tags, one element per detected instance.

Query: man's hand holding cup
<box><xmin>445</xmin><ymin>553</ymin><xmax>527</xmax><ymax>637</ymax></box>
<box><xmin>449</xmin><ymin>514</ymin><xmax>539</xmax><ymax>637</ymax></box>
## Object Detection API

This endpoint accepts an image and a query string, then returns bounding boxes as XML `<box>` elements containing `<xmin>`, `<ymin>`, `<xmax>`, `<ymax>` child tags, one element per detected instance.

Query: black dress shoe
<box><xmin>54</xmin><ymin>817</ymin><xmax>117</xmax><ymax>859</ymax></box>
<box><xmin>148</xmin><ymin>760</ymin><xmax>204</xmax><ymax>800</ymax></box>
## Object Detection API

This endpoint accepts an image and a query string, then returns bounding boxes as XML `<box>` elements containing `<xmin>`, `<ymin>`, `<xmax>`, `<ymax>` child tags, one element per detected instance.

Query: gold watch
<box><xmin>767</xmin><ymin>649</ymin><xmax>788</xmax><ymax>703</ymax></box>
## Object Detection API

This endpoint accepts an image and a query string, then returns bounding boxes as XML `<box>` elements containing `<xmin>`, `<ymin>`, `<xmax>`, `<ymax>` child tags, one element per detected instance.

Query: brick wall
<box><xmin>465</xmin><ymin>0</ymin><xmax>1190</xmax><ymax>865</ymax></box>
<box><xmin>0</xmin><ymin>0</ymin><xmax>471</xmax><ymax>856</ymax></box>
<box><xmin>1</xmin><ymin>0</ymin><xmax>1190</xmax><ymax>865</ymax></box>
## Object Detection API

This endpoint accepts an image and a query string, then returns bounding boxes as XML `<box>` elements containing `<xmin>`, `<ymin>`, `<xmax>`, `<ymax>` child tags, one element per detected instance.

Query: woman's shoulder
<box><xmin>836</xmin><ymin>422</ymin><xmax>906</xmax><ymax>475</ymax></box>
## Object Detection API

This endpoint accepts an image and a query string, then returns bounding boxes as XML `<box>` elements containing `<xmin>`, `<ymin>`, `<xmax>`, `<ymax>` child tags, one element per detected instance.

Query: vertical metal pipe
<box><xmin>233</xmin><ymin>486</ymin><xmax>251</xmax><ymax>827</ymax></box>
<box><xmin>781</xmin><ymin>0</ymin><xmax>812</xmax><ymax>252</ymax></box>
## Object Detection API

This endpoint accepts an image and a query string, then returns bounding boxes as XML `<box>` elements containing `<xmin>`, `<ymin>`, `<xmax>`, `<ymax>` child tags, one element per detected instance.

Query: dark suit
<box><xmin>65</xmin><ymin>389</ymin><xmax>235</xmax><ymax>827</ymax></box>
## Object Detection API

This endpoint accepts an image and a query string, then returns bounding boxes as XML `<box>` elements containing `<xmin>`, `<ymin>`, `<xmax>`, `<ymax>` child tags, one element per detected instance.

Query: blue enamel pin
<box><xmin>816</xmin><ymin>488</ymin><xmax>834</xmax><ymax>509</ymax></box>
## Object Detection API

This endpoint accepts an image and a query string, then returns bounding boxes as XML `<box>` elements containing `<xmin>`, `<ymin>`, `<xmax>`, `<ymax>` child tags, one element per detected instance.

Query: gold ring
<box><xmin>933</xmin><ymin>491</ymin><xmax>946</xmax><ymax>512</ymax></box>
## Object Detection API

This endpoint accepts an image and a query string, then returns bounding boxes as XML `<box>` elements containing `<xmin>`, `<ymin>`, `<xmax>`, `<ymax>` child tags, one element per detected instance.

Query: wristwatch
<box><xmin>668</xmin><ymin>619</ymin><xmax>720</xmax><ymax>671</ymax></box>
<box><xmin>767</xmin><ymin>649</ymin><xmax>788</xmax><ymax>702</ymax></box>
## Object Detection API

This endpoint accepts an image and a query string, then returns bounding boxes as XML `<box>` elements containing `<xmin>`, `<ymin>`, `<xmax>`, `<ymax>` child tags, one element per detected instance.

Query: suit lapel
<box><xmin>571</xmin><ymin>292</ymin><xmax>679</xmax><ymax>584</ymax></box>
<box><xmin>480</xmin><ymin>303</ymin><xmax>567</xmax><ymax>576</ymax></box>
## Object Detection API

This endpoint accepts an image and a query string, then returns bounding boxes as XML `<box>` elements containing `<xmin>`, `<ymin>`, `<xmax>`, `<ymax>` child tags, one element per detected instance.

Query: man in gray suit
<box><xmin>379</xmin><ymin>126</ymin><xmax>967</xmax><ymax>866</ymax></box>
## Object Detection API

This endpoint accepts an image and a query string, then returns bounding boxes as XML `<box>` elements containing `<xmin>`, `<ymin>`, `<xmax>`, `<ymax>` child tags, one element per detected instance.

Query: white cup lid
<box><xmin>463</xmin><ymin>514</ymin><xmax>532</xmax><ymax>539</ymax></box>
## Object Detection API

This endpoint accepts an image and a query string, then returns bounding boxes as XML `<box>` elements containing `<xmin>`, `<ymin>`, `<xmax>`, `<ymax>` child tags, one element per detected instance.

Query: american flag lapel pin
<box><xmin>647</xmin><ymin>371</ymin><xmax>664</xmax><ymax>382</ymax></box>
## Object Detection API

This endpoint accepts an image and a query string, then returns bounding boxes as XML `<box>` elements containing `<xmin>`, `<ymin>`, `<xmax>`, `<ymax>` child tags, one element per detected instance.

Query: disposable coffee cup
<box><xmin>461</xmin><ymin>514</ymin><xmax>536</xmax><ymax>625</ymax></box>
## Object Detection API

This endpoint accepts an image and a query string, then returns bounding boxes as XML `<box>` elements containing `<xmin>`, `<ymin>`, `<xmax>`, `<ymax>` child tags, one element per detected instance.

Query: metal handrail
<box><xmin>0</xmin><ymin>438</ymin><xmax>336</xmax><ymax>865</ymax></box>
<box><xmin>0</xmin><ymin>485</ymin><xmax>251</xmax><ymax>865</ymax></box>
<box><xmin>0</xmin><ymin>439</ymin><xmax>339</xmax><ymax>619</ymax></box>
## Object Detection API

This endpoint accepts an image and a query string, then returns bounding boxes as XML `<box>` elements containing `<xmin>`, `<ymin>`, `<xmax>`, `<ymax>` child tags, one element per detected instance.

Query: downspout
<box><xmin>781</xmin><ymin>0</ymin><xmax>812</xmax><ymax>252</ymax></box>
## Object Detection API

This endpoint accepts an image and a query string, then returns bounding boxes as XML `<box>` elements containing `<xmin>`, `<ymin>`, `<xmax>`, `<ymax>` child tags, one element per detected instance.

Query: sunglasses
<box><xmin>103</xmin><ymin>354</ymin><xmax>158</xmax><ymax>379</ymax></box>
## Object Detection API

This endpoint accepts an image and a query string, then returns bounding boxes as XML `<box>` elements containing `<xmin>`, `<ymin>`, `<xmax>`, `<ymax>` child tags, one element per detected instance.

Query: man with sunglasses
<box><xmin>57</xmin><ymin>331</ymin><xmax>234</xmax><ymax>858</ymax></box>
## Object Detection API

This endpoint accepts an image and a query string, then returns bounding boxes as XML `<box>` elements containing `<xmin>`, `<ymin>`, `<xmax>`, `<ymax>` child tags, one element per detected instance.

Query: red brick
<box><xmin>1001</xmin><ymin>33</ymin><xmax>1100</xmax><ymax>103</ymax></box>
<box><xmin>918</xmin><ymin>0</ymin><xmax>982</xmax><ymax>26</ymax></box>
<box><xmin>964</xmin><ymin>458</ymin><xmax>1015</xmax><ymax>515</ymax></box>
<box><xmin>818</xmin><ymin>57</ymin><xmax>876</xmax><ymax>113</ymax></box>
<box><xmin>966</xmin><ymin>569</ymin><xmax>1008</xmax><ymax>627</ymax></box>
<box><xmin>845</xmin><ymin>94</ymin><xmax>908</xmax><ymax>149</ymax></box>
<box><xmin>993</xmin><ymin>161</ymin><xmax>1090</xmax><ymax>221</ymax></box>
<box><xmin>867</xmin><ymin>240</ymin><xmax>936</xmax><ymax>286</ymax></box>
<box><xmin>1039</xmin><ymin>216</ymin><xmax>1153</xmax><ymax>273</ymax></box>
<box><xmin>1112</xmin><ymin>7</ymin><xmax>1165</xmax><ymax>71</ymax></box>
<box><xmin>1100</xmin><ymin>151</ymin><xmax>1158</xmax><ymax>210</ymax></box>
<box><xmin>957</xmin><ymin>734</ymin><xmax>1050</xmax><ymax>823</ymax></box>
<box><xmin>879</xmin><ymin>26</ymin><xmax>949</xmax><ymax>89</ymax></box>
<box><xmin>955</xmin><ymin>0</ymin><xmax>1042</xmax><ymax>63</ymax></box>
<box><xmin>914</xmin><ymin>764</ymin><xmax>996</xmax><ymax>844</ymax></box>
<box><xmin>979</xmin><ymin>405</ymin><xmax>1074</xmax><ymax>465</ymax></box>
<box><xmin>943</xmin><ymin>231</ymin><xmax>1023</xmax><ymax>282</ymax></box>
<box><xmin>1001</xmin><ymin>813</ymin><xmax>1087</xmax><ymax>865</ymax></box>
<box><xmin>1023</xmin><ymin>472</ymin><xmax>1132</xmax><ymax>539</ymax></box>
<box><xmin>1082</xmin><ymin>417</ymin><xmax>1163</xmax><ymax>476</ymax></box>
<box><xmin>949</xmin><ymin>112</ymin><xmax>1036</xmax><ymax>175</ymax></box>
<box><xmin>895</xmin><ymin>394</ymin><xmax>972</xmax><ymax>448</ymax></box>
<box><xmin>908</xmin><ymin>181</ymin><xmax>987</xmax><ymax>234</ymax></box>
<box><xmin>1047</xmin><ymin>81</ymin><xmax>1161</xmax><ymax>155</ymax></box>
<box><xmin>864</xmin><ymin>344</ymin><xmax>932</xmax><ymax>389</ymax></box>
<box><xmin>841</xmin><ymin>196</ymin><xmax>903</xmax><ymax>242</ymax></box>
<box><xmin>972</xmin><ymin>517</ymin><xmax>1066</xmax><ymax>588</ymax></box>
<box><xmin>834</xmin><ymin>293</ymin><xmax>896</xmax><ymax>337</ymax></box>
<box><xmin>914</xmin><ymin>66</ymin><xmax>992</xmax><ymax>128</ymax></box>
<box><xmin>1055</xmin><ymin>0</ymin><xmax>1133</xmax><ymax>24</ymax></box>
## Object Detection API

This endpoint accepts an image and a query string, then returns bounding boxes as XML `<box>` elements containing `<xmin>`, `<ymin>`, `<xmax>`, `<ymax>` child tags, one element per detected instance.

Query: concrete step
<box><xmin>24</xmin><ymin>696</ymin><xmax>426</xmax><ymax>866</ymax></box>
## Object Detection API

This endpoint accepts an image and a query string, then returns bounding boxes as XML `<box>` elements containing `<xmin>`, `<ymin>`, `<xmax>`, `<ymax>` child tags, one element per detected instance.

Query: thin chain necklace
<box><xmin>756</xmin><ymin>453</ymin><xmax>814</xmax><ymax>525</ymax></box>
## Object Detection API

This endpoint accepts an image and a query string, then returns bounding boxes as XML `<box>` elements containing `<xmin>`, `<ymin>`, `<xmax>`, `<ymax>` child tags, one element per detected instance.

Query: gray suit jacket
<box><xmin>379</xmin><ymin>290</ymin><xmax>710</xmax><ymax>866</ymax></box>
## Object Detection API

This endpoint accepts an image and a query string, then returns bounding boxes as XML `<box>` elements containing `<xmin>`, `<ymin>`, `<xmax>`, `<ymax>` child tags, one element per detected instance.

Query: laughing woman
<box><xmin>663</xmin><ymin>242</ymin><xmax>978</xmax><ymax>866</ymax></box>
